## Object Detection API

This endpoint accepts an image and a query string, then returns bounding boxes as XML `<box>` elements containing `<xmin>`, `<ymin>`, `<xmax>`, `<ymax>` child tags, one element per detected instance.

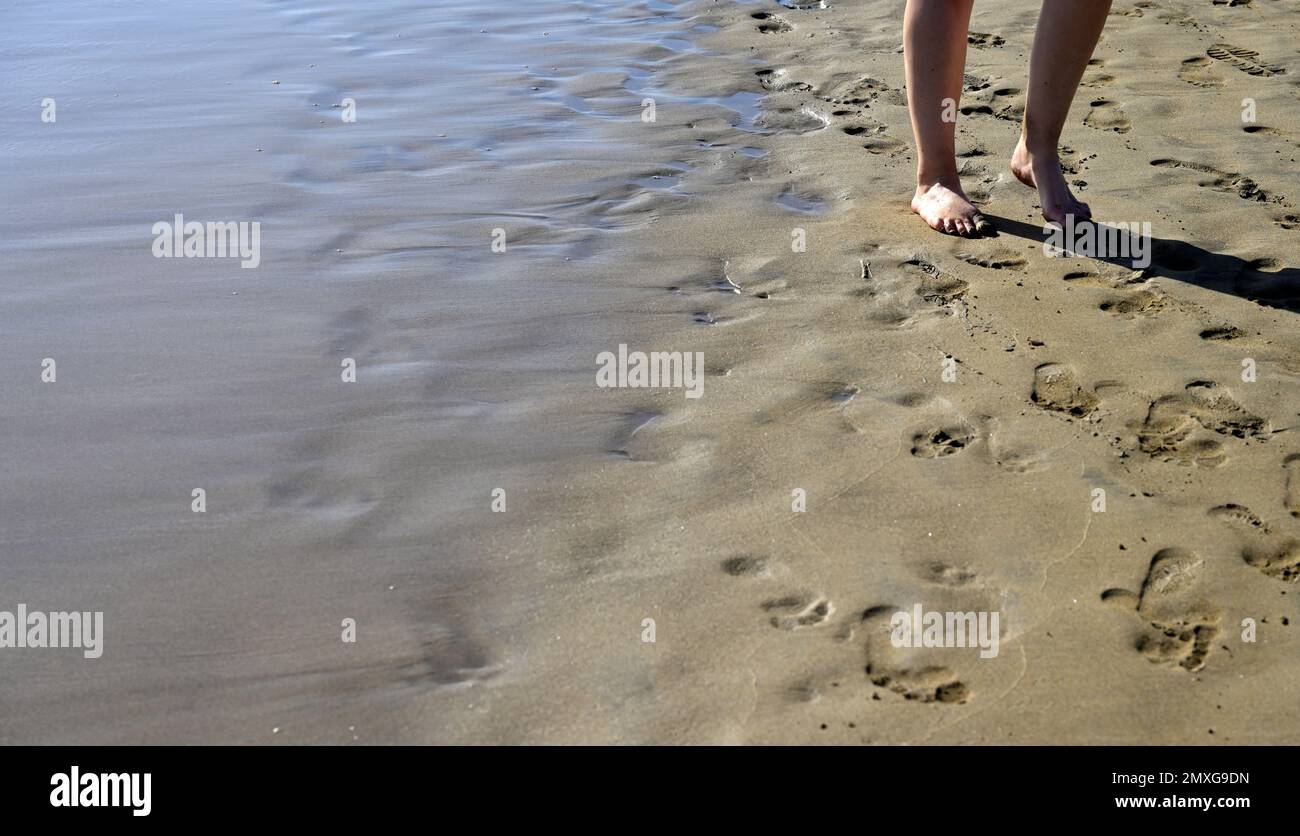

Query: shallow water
<box><xmin>0</xmin><ymin>0</ymin><xmax>752</xmax><ymax>742</ymax></box>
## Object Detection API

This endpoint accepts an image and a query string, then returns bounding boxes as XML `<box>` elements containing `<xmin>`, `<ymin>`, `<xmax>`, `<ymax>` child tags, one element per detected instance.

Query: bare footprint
<box><xmin>867</xmin><ymin>664</ymin><xmax>970</xmax><ymax>704</ymax></box>
<box><xmin>927</xmin><ymin>563</ymin><xmax>978</xmax><ymax>587</ymax></box>
<box><xmin>765</xmin><ymin>594</ymin><xmax>832</xmax><ymax>630</ymax></box>
<box><xmin>1136</xmin><ymin>381</ymin><xmax>1267</xmax><ymax>466</ymax></box>
<box><xmin>1103</xmin><ymin>548</ymin><xmax>1221</xmax><ymax>672</ymax></box>
<box><xmin>751</xmin><ymin>12</ymin><xmax>792</xmax><ymax>34</ymax></box>
<box><xmin>1208</xmin><ymin>503</ymin><xmax>1270</xmax><ymax>534</ymax></box>
<box><xmin>1243</xmin><ymin>540</ymin><xmax>1300</xmax><ymax>583</ymax></box>
<box><xmin>1100</xmin><ymin>288</ymin><xmax>1168</xmax><ymax>319</ymax></box>
<box><xmin>1031</xmin><ymin>363</ymin><xmax>1100</xmax><ymax>418</ymax></box>
<box><xmin>858</xmin><ymin>607</ymin><xmax>973</xmax><ymax>704</ymax></box>
<box><xmin>911</xmin><ymin>425</ymin><xmax>975</xmax><ymax>458</ymax></box>
<box><xmin>901</xmin><ymin>259</ymin><xmax>970</xmax><ymax>304</ymax></box>
<box><xmin>755</xmin><ymin>68</ymin><xmax>811</xmax><ymax>93</ymax></box>
<box><xmin>957</xmin><ymin>249</ymin><xmax>1027</xmax><ymax>271</ymax></box>
<box><xmin>722</xmin><ymin>555</ymin><xmax>771</xmax><ymax>578</ymax></box>
<box><xmin>1199</xmin><ymin>325</ymin><xmax>1246</xmax><ymax>342</ymax></box>
<box><xmin>966</xmin><ymin>31</ymin><xmax>1005</xmax><ymax>48</ymax></box>
<box><xmin>861</xmin><ymin>133</ymin><xmax>907</xmax><ymax>156</ymax></box>
<box><xmin>1178</xmin><ymin>56</ymin><xmax>1224</xmax><ymax>88</ymax></box>
<box><xmin>1084</xmin><ymin>99</ymin><xmax>1131</xmax><ymax>133</ymax></box>
<box><xmin>1284</xmin><ymin>454</ymin><xmax>1300</xmax><ymax>518</ymax></box>
<box><xmin>1150</xmin><ymin>159</ymin><xmax>1280</xmax><ymax>204</ymax></box>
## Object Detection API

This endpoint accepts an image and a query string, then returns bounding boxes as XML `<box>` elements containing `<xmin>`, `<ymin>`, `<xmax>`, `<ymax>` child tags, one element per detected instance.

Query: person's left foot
<box><xmin>1010</xmin><ymin>138</ymin><xmax>1091</xmax><ymax>225</ymax></box>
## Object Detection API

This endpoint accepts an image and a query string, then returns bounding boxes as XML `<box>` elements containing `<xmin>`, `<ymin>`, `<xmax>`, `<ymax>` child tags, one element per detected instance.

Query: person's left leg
<box><xmin>1011</xmin><ymin>0</ymin><xmax>1113</xmax><ymax>224</ymax></box>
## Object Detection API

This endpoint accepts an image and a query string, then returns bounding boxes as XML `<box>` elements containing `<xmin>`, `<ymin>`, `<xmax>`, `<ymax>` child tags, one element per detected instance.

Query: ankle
<box><xmin>1017</xmin><ymin>133</ymin><xmax>1059</xmax><ymax>161</ymax></box>
<box><xmin>915</xmin><ymin>169</ymin><xmax>961</xmax><ymax>191</ymax></box>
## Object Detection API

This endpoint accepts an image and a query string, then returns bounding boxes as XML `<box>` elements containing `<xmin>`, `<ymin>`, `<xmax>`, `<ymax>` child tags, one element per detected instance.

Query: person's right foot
<box><xmin>910</xmin><ymin>179</ymin><xmax>988</xmax><ymax>236</ymax></box>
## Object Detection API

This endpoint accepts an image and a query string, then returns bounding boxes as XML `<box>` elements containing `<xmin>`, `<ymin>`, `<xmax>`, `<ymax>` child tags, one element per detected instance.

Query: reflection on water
<box><xmin>0</xmin><ymin>0</ymin><xmax>764</xmax><ymax>742</ymax></box>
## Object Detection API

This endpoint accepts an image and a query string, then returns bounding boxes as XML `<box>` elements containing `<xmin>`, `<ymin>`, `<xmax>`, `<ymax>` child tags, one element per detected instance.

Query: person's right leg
<box><xmin>904</xmin><ymin>0</ymin><xmax>984</xmax><ymax>236</ymax></box>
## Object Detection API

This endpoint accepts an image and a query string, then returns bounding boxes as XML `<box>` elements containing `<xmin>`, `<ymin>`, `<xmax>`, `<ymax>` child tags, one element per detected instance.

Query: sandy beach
<box><xmin>4</xmin><ymin>0</ymin><xmax>1299</xmax><ymax>744</ymax></box>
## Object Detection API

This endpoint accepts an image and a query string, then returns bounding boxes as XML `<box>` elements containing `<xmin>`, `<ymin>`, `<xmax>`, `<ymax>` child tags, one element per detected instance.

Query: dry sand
<box><xmin>3</xmin><ymin>0</ymin><xmax>1299</xmax><ymax>744</ymax></box>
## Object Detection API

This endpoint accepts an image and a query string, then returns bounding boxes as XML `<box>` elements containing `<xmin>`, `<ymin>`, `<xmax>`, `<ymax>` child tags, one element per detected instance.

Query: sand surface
<box><xmin>4</xmin><ymin>0</ymin><xmax>1300</xmax><ymax>744</ymax></box>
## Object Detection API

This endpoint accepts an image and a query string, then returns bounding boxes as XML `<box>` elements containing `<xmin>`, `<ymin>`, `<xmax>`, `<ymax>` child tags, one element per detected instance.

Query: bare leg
<box><xmin>1011</xmin><ymin>0</ymin><xmax>1113</xmax><ymax>224</ymax></box>
<box><xmin>905</xmin><ymin>0</ymin><xmax>986</xmax><ymax>236</ymax></box>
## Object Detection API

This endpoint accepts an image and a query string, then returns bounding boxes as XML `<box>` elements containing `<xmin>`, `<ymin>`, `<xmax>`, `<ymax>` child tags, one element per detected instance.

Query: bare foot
<box><xmin>1010</xmin><ymin>138</ymin><xmax>1090</xmax><ymax>225</ymax></box>
<box><xmin>911</xmin><ymin>178</ymin><xmax>989</xmax><ymax>236</ymax></box>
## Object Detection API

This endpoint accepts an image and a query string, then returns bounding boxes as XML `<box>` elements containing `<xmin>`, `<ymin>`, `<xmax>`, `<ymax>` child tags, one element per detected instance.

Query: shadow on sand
<box><xmin>980</xmin><ymin>213</ymin><xmax>1299</xmax><ymax>314</ymax></box>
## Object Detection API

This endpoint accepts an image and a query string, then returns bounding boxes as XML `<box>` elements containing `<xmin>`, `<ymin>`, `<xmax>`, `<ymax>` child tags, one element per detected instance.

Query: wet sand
<box><xmin>4</xmin><ymin>0</ymin><xmax>1300</xmax><ymax>744</ymax></box>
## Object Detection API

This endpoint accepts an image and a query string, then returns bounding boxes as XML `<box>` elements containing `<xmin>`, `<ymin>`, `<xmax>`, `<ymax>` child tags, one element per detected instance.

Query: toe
<box><xmin>942</xmin><ymin>218</ymin><xmax>956</xmax><ymax>235</ymax></box>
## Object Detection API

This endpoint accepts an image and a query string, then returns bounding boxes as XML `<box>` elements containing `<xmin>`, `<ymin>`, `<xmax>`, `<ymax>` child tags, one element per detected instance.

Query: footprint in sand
<box><xmin>857</xmin><ymin>259</ymin><xmax>969</xmax><ymax>329</ymax></box>
<box><xmin>1206</xmin><ymin>43</ymin><xmax>1285</xmax><ymax>77</ymax></box>
<box><xmin>957</xmin><ymin>249</ymin><xmax>1027</xmax><ymax>272</ymax></box>
<box><xmin>1102</xmin><ymin>548</ymin><xmax>1221</xmax><ymax>672</ymax></box>
<box><xmin>901</xmin><ymin>259</ymin><xmax>969</xmax><ymax>305</ymax></box>
<box><xmin>1135</xmin><ymin>381</ymin><xmax>1267</xmax><ymax>467</ymax></box>
<box><xmin>1206</xmin><ymin>485</ymin><xmax>1300</xmax><ymax>582</ymax></box>
<box><xmin>1243</xmin><ymin>540</ymin><xmax>1300</xmax><ymax>583</ymax></box>
<box><xmin>1081</xmin><ymin>57</ymin><xmax>1115</xmax><ymax>89</ymax></box>
<box><xmin>1100</xmin><ymin>288</ymin><xmax>1169</xmax><ymax>319</ymax></box>
<box><xmin>1240</xmin><ymin>125</ymin><xmax>1300</xmax><ymax>151</ymax></box>
<box><xmin>1284</xmin><ymin>454</ymin><xmax>1300</xmax><ymax>518</ymax></box>
<box><xmin>927</xmin><ymin>563</ymin><xmax>978</xmax><ymax>587</ymax></box>
<box><xmin>1147</xmin><ymin>3</ymin><xmax>1205</xmax><ymax>30</ymax></box>
<box><xmin>1178</xmin><ymin>56</ymin><xmax>1224</xmax><ymax>88</ymax></box>
<box><xmin>1063</xmin><ymin>268</ymin><xmax>1147</xmax><ymax>289</ymax></box>
<box><xmin>1207</xmin><ymin>502</ymin><xmax>1271</xmax><ymax>535</ymax></box>
<box><xmin>1150</xmin><ymin>159</ymin><xmax>1280</xmax><ymax>204</ymax></box>
<box><xmin>859</xmin><ymin>607</ymin><xmax>971</xmax><ymax>704</ymax></box>
<box><xmin>764</xmin><ymin>594</ymin><xmax>833</xmax><ymax>630</ymax></box>
<box><xmin>1198</xmin><ymin>325</ymin><xmax>1246</xmax><ymax>342</ymax></box>
<box><xmin>966</xmin><ymin>31</ymin><xmax>1004</xmax><ymax>48</ymax></box>
<box><xmin>823</xmin><ymin>75</ymin><xmax>908</xmax><ymax>108</ymax></box>
<box><xmin>911</xmin><ymin>424</ymin><xmax>976</xmax><ymax>458</ymax></box>
<box><xmin>869</xmin><ymin>666</ymin><xmax>971</xmax><ymax>704</ymax></box>
<box><xmin>960</xmin><ymin>86</ymin><xmax>1022</xmax><ymax>123</ymax></box>
<box><xmin>755</xmin><ymin>68</ymin><xmax>811</xmax><ymax>93</ymax></box>
<box><xmin>751</xmin><ymin>12</ymin><xmax>792</xmax><ymax>34</ymax></box>
<box><xmin>840</xmin><ymin>117</ymin><xmax>907</xmax><ymax>155</ymax></box>
<box><xmin>860</xmin><ymin>133</ymin><xmax>907</xmax><ymax>156</ymax></box>
<box><xmin>722</xmin><ymin>554</ymin><xmax>772</xmax><ymax>578</ymax></box>
<box><xmin>1084</xmin><ymin>99</ymin><xmax>1131</xmax><ymax>133</ymax></box>
<box><xmin>1031</xmin><ymin>363</ymin><xmax>1101</xmax><ymax>418</ymax></box>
